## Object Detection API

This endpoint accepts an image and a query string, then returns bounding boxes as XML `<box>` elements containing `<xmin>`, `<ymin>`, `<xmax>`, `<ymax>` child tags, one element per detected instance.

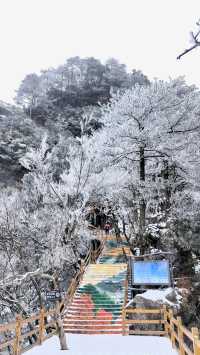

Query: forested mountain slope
<box><xmin>0</xmin><ymin>57</ymin><xmax>149</xmax><ymax>186</ymax></box>
<box><xmin>0</xmin><ymin>58</ymin><xmax>200</xmax><ymax>334</ymax></box>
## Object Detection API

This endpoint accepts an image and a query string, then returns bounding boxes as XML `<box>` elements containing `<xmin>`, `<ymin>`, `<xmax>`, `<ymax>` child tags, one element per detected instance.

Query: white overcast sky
<box><xmin>1</xmin><ymin>0</ymin><xmax>200</xmax><ymax>103</ymax></box>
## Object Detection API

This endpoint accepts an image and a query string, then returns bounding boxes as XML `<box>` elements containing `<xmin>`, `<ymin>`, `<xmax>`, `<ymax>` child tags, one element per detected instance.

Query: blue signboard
<box><xmin>132</xmin><ymin>260</ymin><xmax>170</xmax><ymax>285</ymax></box>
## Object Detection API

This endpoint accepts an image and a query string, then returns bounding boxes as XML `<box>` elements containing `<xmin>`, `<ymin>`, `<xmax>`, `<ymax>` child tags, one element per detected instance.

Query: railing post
<box><xmin>192</xmin><ymin>327</ymin><xmax>200</xmax><ymax>355</ymax></box>
<box><xmin>39</xmin><ymin>308</ymin><xmax>45</xmax><ymax>345</ymax></box>
<box><xmin>177</xmin><ymin>316</ymin><xmax>184</xmax><ymax>355</ymax></box>
<box><xmin>169</xmin><ymin>309</ymin><xmax>175</xmax><ymax>348</ymax></box>
<box><xmin>80</xmin><ymin>260</ymin><xmax>85</xmax><ymax>277</ymax></box>
<box><xmin>122</xmin><ymin>271</ymin><xmax>128</xmax><ymax>336</ymax></box>
<box><xmin>122</xmin><ymin>307</ymin><xmax>127</xmax><ymax>336</ymax></box>
<box><xmin>195</xmin><ymin>339</ymin><xmax>200</xmax><ymax>355</ymax></box>
<box><xmin>14</xmin><ymin>314</ymin><xmax>21</xmax><ymax>355</ymax></box>
<box><xmin>163</xmin><ymin>305</ymin><xmax>168</xmax><ymax>335</ymax></box>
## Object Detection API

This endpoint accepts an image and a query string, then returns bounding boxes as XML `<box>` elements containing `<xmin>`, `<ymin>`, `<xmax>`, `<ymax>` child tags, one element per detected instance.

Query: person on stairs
<box><xmin>104</xmin><ymin>222</ymin><xmax>110</xmax><ymax>235</ymax></box>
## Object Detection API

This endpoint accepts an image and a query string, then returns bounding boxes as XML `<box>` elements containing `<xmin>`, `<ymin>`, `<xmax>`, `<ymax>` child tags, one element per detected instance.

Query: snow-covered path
<box><xmin>27</xmin><ymin>334</ymin><xmax>177</xmax><ymax>355</ymax></box>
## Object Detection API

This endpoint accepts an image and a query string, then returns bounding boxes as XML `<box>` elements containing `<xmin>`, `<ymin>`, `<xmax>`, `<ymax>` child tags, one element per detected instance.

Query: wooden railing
<box><xmin>164</xmin><ymin>307</ymin><xmax>200</xmax><ymax>355</ymax></box>
<box><xmin>122</xmin><ymin>305</ymin><xmax>200</xmax><ymax>355</ymax></box>
<box><xmin>123</xmin><ymin>307</ymin><xmax>166</xmax><ymax>336</ymax></box>
<box><xmin>0</xmin><ymin>308</ymin><xmax>59</xmax><ymax>355</ymax></box>
<box><xmin>122</xmin><ymin>266</ymin><xmax>129</xmax><ymax>335</ymax></box>
<box><xmin>0</xmin><ymin>234</ymin><xmax>104</xmax><ymax>355</ymax></box>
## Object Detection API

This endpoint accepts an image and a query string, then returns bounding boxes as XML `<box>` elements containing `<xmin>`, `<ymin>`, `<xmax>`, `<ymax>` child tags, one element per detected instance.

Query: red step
<box><xmin>63</xmin><ymin>320</ymin><xmax>122</xmax><ymax>326</ymax></box>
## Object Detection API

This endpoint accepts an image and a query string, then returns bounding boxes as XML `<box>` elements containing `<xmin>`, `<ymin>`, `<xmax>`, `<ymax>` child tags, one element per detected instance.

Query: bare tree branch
<box><xmin>177</xmin><ymin>26</ymin><xmax>200</xmax><ymax>60</ymax></box>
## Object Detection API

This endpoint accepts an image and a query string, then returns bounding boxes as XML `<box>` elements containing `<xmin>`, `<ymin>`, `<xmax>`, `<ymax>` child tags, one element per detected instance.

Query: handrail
<box><xmin>122</xmin><ymin>304</ymin><xmax>200</xmax><ymax>355</ymax></box>
<box><xmin>164</xmin><ymin>307</ymin><xmax>200</xmax><ymax>355</ymax></box>
<box><xmin>122</xmin><ymin>268</ymin><xmax>129</xmax><ymax>336</ymax></box>
<box><xmin>0</xmin><ymin>229</ymin><xmax>105</xmax><ymax>355</ymax></box>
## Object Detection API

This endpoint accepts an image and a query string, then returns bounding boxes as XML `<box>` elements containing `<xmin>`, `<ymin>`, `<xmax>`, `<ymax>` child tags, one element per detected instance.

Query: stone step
<box><xmin>73</xmin><ymin>294</ymin><xmax>123</xmax><ymax>299</ymax></box>
<box><xmin>72</xmin><ymin>301</ymin><xmax>124</xmax><ymax>305</ymax></box>
<box><xmin>80</xmin><ymin>282</ymin><xmax>125</xmax><ymax>285</ymax></box>
<box><xmin>80</xmin><ymin>278</ymin><xmax>125</xmax><ymax>281</ymax></box>
<box><xmin>73</xmin><ymin>295</ymin><xmax>124</xmax><ymax>299</ymax></box>
<box><xmin>66</xmin><ymin>310</ymin><xmax>122</xmax><ymax>315</ymax></box>
<box><xmin>64</xmin><ymin>324</ymin><xmax>122</xmax><ymax>331</ymax></box>
<box><xmin>63</xmin><ymin>320</ymin><xmax>122</xmax><ymax>324</ymax></box>
<box><xmin>73</xmin><ymin>296</ymin><xmax>123</xmax><ymax>300</ymax></box>
<box><xmin>87</xmin><ymin>264</ymin><xmax>126</xmax><ymax>268</ymax></box>
<box><xmin>75</xmin><ymin>291</ymin><xmax>125</xmax><ymax>295</ymax></box>
<box><xmin>64</xmin><ymin>316</ymin><xmax>122</xmax><ymax>321</ymax></box>
<box><xmin>77</xmin><ymin>287</ymin><xmax>125</xmax><ymax>291</ymax></box>
<box><xmin>64</xmin><ymin>329</ymin><xmax>122</xmax><ymax>334</ymax></box>
<box><xmin>82</xmin><ymin>276</ymin><xmax>125</xmax><ymax>279</ymax></box>
<box><xmin>68</xmin><ymin>304</ymin><xmax>123</xmax><ymax>308</ymax></box>
<box><xmin>69</xmin><ymin>306</ymin><xmax>123</xmax><ymax>310</ymax></box>
<box><xmin>84</xmin><ymin>271</ymin><xmax>125</xmax><ymax>273</ymax></box>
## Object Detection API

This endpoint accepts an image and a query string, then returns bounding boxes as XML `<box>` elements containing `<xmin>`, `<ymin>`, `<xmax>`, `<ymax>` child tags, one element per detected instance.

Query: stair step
<box><xmin>64</xmin><ymin>320</ymin><xmax>122</xmax><ymax>324</ymax></box>
<box><xmin>73</xmin><ymin>298</ymin><xmax>124</xmax><ymax>301</ymax></box>
<box><xmin>78</xmin><ymin>286</ymin><xmax>125</xmax><ymax>289</ymax></box>
<box><xmin>64</xmin><ymin>325</ymin><xmax>122</xmax><ymax>329</ymax></box>
<box><xmin>66</xmin><ymin>310</ymin><xmax>122</xmax><ymax>315</ymax></box>
<box><xmin>71</xmin><ymin>301</ymin><xmax>123</xmax><ymax>307</ymax></box>
<box><xmin>69</xmin><ymin>303</ymin><xmax>123</xmax><ymax>310</ymax></box>
<box><xmin>81</xmin><ymin>277</ymin><xmax>125</xmax><ymax>280</ymax></box>
<box><xmin>64</xmin><ymin>330</ymin><xmax>122</xmax><ymax>334</ymax></box>
<box><xmin>63</xmin><ymin>318</ymin><xmax>122</xmax><ymax>325</ymax></box>
<box><xmin>64</xmin><ymin>313</ymin><xmax>121</xmax><ymax>321</ymax></box>
<box><xmin>77</xmin><ymin>290</ymin><xmax>125</xmax><ymax>293</ymax></box>
<box><xmin>72</xmin><ymin>303</ymin><xmax>122</xmax><ymax>306</ymax></box>
<box><xmin>86</xmin><ymin>268</ymin><xmax>126</xmax><ymax>270</ymax></box>
<box><xmin>73</xmin><ymin>297</ymin><xmax>123</xmax><ymax>301</ymax></box>
<box><xmin>64</xmin><ymin>326</ymin><xmax>122</xmax><ymax>330</ymax></box>
<box><xmin>74</xmin><ymin>295</ymin><xmax>121</xmax><ymax>299</ymax></box>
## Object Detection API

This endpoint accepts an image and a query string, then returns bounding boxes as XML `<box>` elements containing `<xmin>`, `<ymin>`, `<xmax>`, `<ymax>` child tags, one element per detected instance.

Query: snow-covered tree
<box><xmin>0</xmin><ymin>113</ymin><xmax>103</xmax><ymax>324</ymax></box>
<box><xmin>90</xmin><ymin>78</ymin><xmax>200</xmax><ymax>252</ymax></box>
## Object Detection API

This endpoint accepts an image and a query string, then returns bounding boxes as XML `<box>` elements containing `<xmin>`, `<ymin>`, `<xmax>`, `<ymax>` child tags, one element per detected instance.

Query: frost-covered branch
<box><xmin>177</xmin><ymin>20</ymin><xmax>200</xmax><ymax>59</ymax></box>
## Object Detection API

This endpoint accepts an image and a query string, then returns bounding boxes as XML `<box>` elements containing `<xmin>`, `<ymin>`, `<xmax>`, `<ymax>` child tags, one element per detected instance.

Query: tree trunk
<box><xmin>56</xmin><ymin>303</ymin><xmax>68</xmax><ymax>350</ymax></box>
<box><xmin>112</xmin><ymin>213</ymin><xmax>121</xmax><ymax>241</ymax></box>
<box><xmin>122</xmin><ymin>217</ymin><xmax>126</xmax><ymax>236</ymax></box>
<box><xmin>163</xmin><ymin>159</ymin><xmax>171</xmax><ymax>214</ymax></box>
<box><xmin>139</xmin><ymin>200</ymin><xmax>146</xmax><ymax>233</ymax></box>
<box><xmin>139</xmin><ymin>147</ymin><xmax>145</xmax><ymax>181</ymax></box>
<box><xmin>139</xmin><ymin>147</ymin><xmax>146</xmax><ymax>233</ymax></box>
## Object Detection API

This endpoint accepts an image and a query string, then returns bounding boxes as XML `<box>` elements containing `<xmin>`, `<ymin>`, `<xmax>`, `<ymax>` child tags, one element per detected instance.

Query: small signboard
<box><xmin>132</xmin><ymin>260</ymin><xmax>170</xmax><ymax>285</ymax></box>
<box><xmin>46</xmin><ymin>290</ymin><xmax>61</xmax><ymax>301</ymax></box>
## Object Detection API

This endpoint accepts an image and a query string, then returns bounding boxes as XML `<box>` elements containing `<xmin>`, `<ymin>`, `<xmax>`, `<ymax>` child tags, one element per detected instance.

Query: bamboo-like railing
<box><xmin>164</xmin><ymin>306</ymin><xmax>200</xmax><ymax>355</ymax></box>
<box><xmin>122</xmin><ymin>265</ymin><xmax>129</xmax><ymax>335</ymax></box>
<box><xmin>122</xmin><ymin>305</ymin><xmax>200</xmax><ymax>355</ymax></box>
<box><xmin>0</xmin><ymin>230</ymin><xmax>104</xmax><ymax>355</ymax></box>
<box><xmin>123</xmin><ymin>307</ymin><xmax>166</xmax><ymax>336</ymax></box>
<box><xmin>0</xmin><ymin>308</ymin><xmax>58</xmax><ymax>355</ymax></box>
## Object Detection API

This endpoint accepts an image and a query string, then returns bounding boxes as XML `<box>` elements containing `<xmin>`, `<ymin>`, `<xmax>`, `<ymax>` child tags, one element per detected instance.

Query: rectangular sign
<box><xmin>46</xmin><ymin>290</ymin><xmax>61</xmax><ymax>301</ymax></box>
<box><xmin>132</xmin><ymin>260</ymin><xmax>170</xmax><ymax>285</ymax></box>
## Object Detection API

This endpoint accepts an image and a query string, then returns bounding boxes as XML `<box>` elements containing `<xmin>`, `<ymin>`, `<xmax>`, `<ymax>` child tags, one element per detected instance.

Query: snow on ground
<box><xmin>140</xmin><ymin>288</ymin><xmax>174</xmax><ymax>302</ymax></box>
<box><xmin>27</xmin><ymin>334</ymin><xmax>177</xmax><ymax>355</ymax></box>
<box><xmin>139</xmin><ymin>287</ymin><xmax>182</xmax><ymax>307</ymax></box>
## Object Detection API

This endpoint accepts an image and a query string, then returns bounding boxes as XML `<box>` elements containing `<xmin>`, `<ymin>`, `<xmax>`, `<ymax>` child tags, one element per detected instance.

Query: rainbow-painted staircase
<box><xmin>63</xmin><ymin>234</ymin><xmax>130</xmax><ymax>334</ymax></box>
